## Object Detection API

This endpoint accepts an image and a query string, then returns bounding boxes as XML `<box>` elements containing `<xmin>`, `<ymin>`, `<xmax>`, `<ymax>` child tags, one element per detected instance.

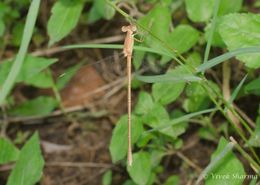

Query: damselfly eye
<box><xmin>121</xmin><ymin>26</ymin><xmax>128</xmax><ymax>32</ymax></box>
<box><xmin>131</xmin><ymin>25</ymin><xmax>137</xmax><ymax>32</ymax></box>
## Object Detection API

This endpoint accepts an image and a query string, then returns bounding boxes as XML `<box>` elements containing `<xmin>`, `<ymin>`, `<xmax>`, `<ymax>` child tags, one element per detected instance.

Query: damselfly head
<box><xmin>121</xmin><ymin>25</ymin><xmax>137</xmax><ymax>33</ymax></box>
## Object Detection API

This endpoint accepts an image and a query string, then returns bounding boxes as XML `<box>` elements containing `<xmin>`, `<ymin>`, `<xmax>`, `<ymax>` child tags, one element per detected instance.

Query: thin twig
<box><xmin>0</xmin><ymin>162</ymin><xmax>113</xmax><ymax>172</ymax></box>
<box><xmin>31</xmin><ymin>35</ymin><xmax>124</xmax><ymax>57</ymax></box>
<box><xmin>233</xmin><ymin>104</ymin><xmax>256</xmax><ymax>128</ymax></box>
<box><xmin>222</xmin><ymin>61</ymin><xmax>241</xmax><ymax>130</ymax></box>
<box><xmin>79</xmin><ymin>77</ymin><xmax>125</xmax><ymax>101</ymax></box>
<box><xmin>0</xmin><ymin>77</ymin><xmax>126</xmax><ymax>124</ymax></box>
<box><xmin>78</xmin><ymin>167</ymin><xmax>110</xmax><ymax>185</ymax></box>
<box><xmin>46</xmin><ymin>162</ymin><xmax>112</xmax><ymax>168</ymax></box>
<box><xmin>0</xmin><ymin>104</ymin><xmax>100</xmax><ymax>124</ymax></box>
<box><xmin>230</xmin><ymin>137</ymin><xmax>260</xmax><ymax>174</ymax></box>
<box><xmin>0</xmin><ymin>105</ymin><xmax>9</xmax><ymax>137</ymax></box>
<box><xmin>0</xmin><ymin>164</ymin><xmax>13</xmax><ymax>171</ymax></box>
<box><xmin>176</xmin><ymin>152</ymin><xmax>202</xmax><ymax>173</ymax></box>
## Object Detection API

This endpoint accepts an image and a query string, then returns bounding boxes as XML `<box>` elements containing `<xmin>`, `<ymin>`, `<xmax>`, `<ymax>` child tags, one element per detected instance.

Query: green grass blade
<box><xmin>145</xmin><ymin>108</ymin><xmax>217</xmax><ymax>133</ymax></box>
<box><xmin>63</xmin><ymin>44</ymin><xmax>176</xmax><ymax>59</ymax></box>
<box><xmin>135</xmin><ymin>73</ymin><xmax>202</xmax><ymax>83</ymax></box>
<box><xmin>203</xmin><ymin>0</ymin><xmax>220</xmax><ymax>64</ymax></box>
<box><xmin>224</xmin><ymin>74</ymin><xmax>248</xmax><ymax>112</ymax></box>
<box><xmin>195</xmin><ymin>141</ymin><xmax>235</xmax><ymax>184</ymax></box>
<box><xmin>63</xmin><ymin>43</ymin><xmax>123</xmax><ymax>50</ymax></box>
<box><xmin>197</xmin><ymin>47</ymin><xmax>260</xmax><ymax>72</ymax></box>
<box><xmin>0</xmin><ymin>0</ymin><xmax>41</xmax><ymax>105</ymax></box>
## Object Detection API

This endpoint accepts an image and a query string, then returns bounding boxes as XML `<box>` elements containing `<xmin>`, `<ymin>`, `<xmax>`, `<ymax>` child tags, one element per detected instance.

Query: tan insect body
<box><xmin>122</xmin><ymin>25</ymin><xmax>136</xmax><ymax>166</ymax></box>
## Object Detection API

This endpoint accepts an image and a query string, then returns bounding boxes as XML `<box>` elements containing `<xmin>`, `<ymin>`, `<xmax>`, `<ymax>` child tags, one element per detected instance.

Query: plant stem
<box><xmin>105</xmin><ymin>0</ymin><xmax>131</xmax><ymax>19</ymax></box>
<box><xmin>0</xmin><ymin>105</ymin><xmax>8</xmax><ymax>137</ymax></box>
<box><xmin>230</xmin><ymin>137</ymin><xmax>260</xmax><ymax>174</ymax></box>
<box><xmin>203</xmin><ymin>0</ymin><xmax>220</xmax><ymax>64</ymax></box>
<box><xmin>201</xmin><ymin>82</ymin><xmax>260</xmax><ymax>164</ymax></box>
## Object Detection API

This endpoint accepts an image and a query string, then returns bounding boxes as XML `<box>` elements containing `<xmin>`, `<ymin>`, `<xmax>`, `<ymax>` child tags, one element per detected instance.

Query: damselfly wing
<box><xmin>60</xmin><ymin>53</ymin><xmax>126</xmax><ymax>108</ymax></box>
<box><xmin>59</xmin><ymin>51</ymin><xmax>168</xmax><ymax>108</ymax></box>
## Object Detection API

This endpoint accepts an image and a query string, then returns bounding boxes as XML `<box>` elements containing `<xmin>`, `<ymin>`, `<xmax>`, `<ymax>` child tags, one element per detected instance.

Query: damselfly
<box><xmin>58</xmin><ymin>26</ymin><xmax>201</xmax><ymax>166</ymax></box>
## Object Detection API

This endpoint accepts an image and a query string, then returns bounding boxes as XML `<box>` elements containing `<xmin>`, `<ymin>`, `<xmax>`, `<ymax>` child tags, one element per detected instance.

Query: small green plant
<box><xmin>0</xmin><ymin>0</ymin><xmax>259</xmax><ymax>184</ymax></box>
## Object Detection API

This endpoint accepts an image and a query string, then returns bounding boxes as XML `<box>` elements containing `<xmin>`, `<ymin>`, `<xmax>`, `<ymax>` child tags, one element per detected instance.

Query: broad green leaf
<box><xmin>162</xmin><ymin>121</ymin><xmax>187</xmax><ymax>139</ymax></box>
<box><xmin>184</xmin><ymin>81</ymin><xmax>220</xmax><ymax>112</ymax></box>
<box><xmin>198</xmin><ymin>127</ymin><xmax>217</xmax><ymax>142</ymax></box>
<box><xmin>146</xmin><ymin>108</ymin><xmax>217</xmax><ymax>133</ymax></box>
<box><xmin>87</xmin><ymin>5</ymin><xmax>102</xmax><ymax>24</ymax></box>
<box><xmin>0</xmin><ymin>0</ymin><xmax>40</xmax><ymax>105</ymax></box>
<box><xmin>134</xmin><ymin>91</ymin><xmax>154</xmax><ymax>115</ymax></box>
<box><xmin>249</xmin><ymin>179</ymin><xmax>258</xmax><ymax>185</ymax></box>
<box><xmin>168</xmin><ymin>25</ymin><xmax>200</xmax><ymax>53</ymax></box>
<box><xmin>143</xmin><ymin>103</ymin><xmax>169</xmax><ymax>127</ymax></box>
<box><xmin>94</xmin><ymin>0</ymin><xmax>115</xmax><ymax>20</ymax></box>
<box><xmin>127</xmin><ymin>152</ymin><xmax>152</xmax><ymax>185</ymax></box>
<box><xmin>109</xmin><ymin>115</ymin><xmax>143</xmax><ymax>163</ymax></box>
<box><xmin>205</xmin><ymin>19</ymin><xmax>226</xmax><ymax>48</ymax></box>
<box><xmin>0</xmin><ymin>19</ymin><xmax>4</xmax><ymax>37</ymax></box>
<box><xmin>122</xmin><ymin>180</ymin><xmax>137</xmax><ymax>185</ymax></box>
<box><xmin>196</xmin><ymin>138</ymin><xmax>234</xmax><ymax>184</ymax></box>
<box><xmin>9</xmin><ymin>96</ymin><xmax>58</xmax><ymax>117</ymax></box>
<box><xmin>186</xmin><ymin>52</ymin><xmax>202</xmax><ymax>68</ymax></box>
<box><xmin>164</xmin><ymin>175</ymin><xmax>180</xmax><ymax>185</ymax></box>
<box><xmin>102</xmin><ymin>170</ymin><xmax>112</xmax><ymax>185</ymax></box>
<box><xmin>205</xmin><ymin>137</ymin><xmax>245</xmax><ymax>185</ymax></box>
<box><xmin>47</xmin><ymin>0</ymin><xmax>84</xmax><ymax>45</ymax></box>
<box><xmin>172</xmin><ymin>138</ymin><xmax>183</xmax><ymax>150</ymax></box>
<box><xmin>146</xmin><ymin>172</ymin><xmax>156</xmax><ymax>185</ymax></box>
<box><xmin>11</xmin><ymin>22</ymin><xmax>24</xmax><ymax>46</ymax></box>
<box><xmin>136</xmin><ymin>132</ymin><xmax>154</xmax><ymax>147</ymax></box>
<box><xmin>138</xmin><ymin>4</ymin><xmax>171</xmax><ymax>51</ymax></box>
<box><xmin>0</xmin><ymin>3</ymin><xmax>10</xmax><ymax>18</ymax></box>
<box><xmin>255</xmin><ymin>1</ymin><xmax>260</xmax><ymax>8</ymax></box>
<box><xmin>185</xmin><ymin>0</ymin><xmax>242</xmax><ymax>22</ymax></box>
<box><xmin>219</xmin><ymin>13</ymin><xmax>260</xmax><ymax>68</ymax></box>
<box><xmin>0</xmin><ymin>138</ymin><xmax>20</xmax><ymax>164</ymax></box>
<box><xmin>24</xmin><ymin>70</ymin><xmax>53</xmax><ymax>88</ymax></box>
<box><xmin>247</xmin><ymin>116</ymin><xmax>260</xmax><ymax>147</ymax></box>
<box><xmin>0</xmin><ymin>55</ymin><xmax>57</xmax><ymax>86</ymax></box>
<box><xmin>143</xmin><ymin>104</ymin><xmax>187</xmax><ymax>139</ymax></box>
<box><xmin>169</xmin><ymin>110</ymin><xmax>188</xmax><ymax>138</ymax></box>
<box><xmin>183</xmin><ymin>83</ymin><xmax>212</xmax><ymax>112</ymax></box>
<box><xmin>218</xmin><ymin>0</ymin><xmax>242</xmax><ymax>16</ymax></box>
<box><xmin>244</xmin><ymin>77</ymin><xmax>260</xmax><ymax>96</ymax></box>
<box><xmin>7</xmin><ymin>132</ymin><xmax>44</xmax><ymax>185</ymax></box>
<box><xmin>19</xmin><ymin>55</ymin><xmax>56</xmax><ymax>80</ymax></box>
<box><xmin>152</xmin><ymin>66</ymin><xmax>186</xmax><ymax>105</ymax></box>
<box><xmin>185</xmin><ymin>0</ymin><xmax>214</xmax><ymax>22</ymax></box>
<box><xmin>0</xmin><ymin>61</ymin><xmax>12</xmax><ymax>86</ymax></box>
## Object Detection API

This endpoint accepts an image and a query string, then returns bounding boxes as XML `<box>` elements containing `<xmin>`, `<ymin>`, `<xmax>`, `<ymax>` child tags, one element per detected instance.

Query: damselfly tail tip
<box><xmin>128</xmin><ymin>153</ymin><xmax>133</xmax><ymax>166</ymax></box>
<box><xmin>128</xmin><ymin>158</ymin><xmax>132</xmax><ymax>167</ymax></box>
